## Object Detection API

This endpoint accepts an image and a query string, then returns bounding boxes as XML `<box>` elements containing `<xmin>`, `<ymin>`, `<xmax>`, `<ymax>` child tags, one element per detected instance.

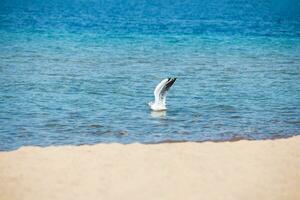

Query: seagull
<box><xmin>148</xmin><ymin>78</ymin><xmax>176</xmax><ymax>111</ymax></box>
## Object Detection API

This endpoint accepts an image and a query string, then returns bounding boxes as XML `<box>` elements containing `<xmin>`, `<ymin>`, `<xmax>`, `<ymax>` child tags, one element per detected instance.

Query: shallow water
<box><xmin>1</xmin><ymin>0</ymin><xmax>300</xmax><ymax>150</ymax></box>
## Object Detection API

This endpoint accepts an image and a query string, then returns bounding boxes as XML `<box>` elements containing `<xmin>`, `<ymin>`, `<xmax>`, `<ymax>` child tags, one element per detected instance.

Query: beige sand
<box><xmin>0</xmin><ymin>136</ymin><xmax>300</xmax><ymax>200</ymax></box>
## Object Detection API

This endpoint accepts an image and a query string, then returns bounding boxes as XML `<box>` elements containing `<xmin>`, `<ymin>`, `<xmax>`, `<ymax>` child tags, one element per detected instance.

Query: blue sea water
<box><xmin>1</xmin><ymin>0</ymin><xmax>300</xmax><ymax>150</ymax></box>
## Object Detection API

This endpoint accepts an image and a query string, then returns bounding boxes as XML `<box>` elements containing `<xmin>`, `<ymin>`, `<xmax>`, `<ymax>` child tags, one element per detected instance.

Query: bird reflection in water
<box><xmin>150</xmin><ymin>111</ymin><xmax>167</xmax><ymax>118</ymax></box>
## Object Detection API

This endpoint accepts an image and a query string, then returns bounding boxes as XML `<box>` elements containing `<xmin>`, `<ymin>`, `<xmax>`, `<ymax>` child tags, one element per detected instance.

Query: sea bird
<box><xmin>148</xmin><ymin>78</ymin><xmax>176</xmax><ymax>111</ymax></box>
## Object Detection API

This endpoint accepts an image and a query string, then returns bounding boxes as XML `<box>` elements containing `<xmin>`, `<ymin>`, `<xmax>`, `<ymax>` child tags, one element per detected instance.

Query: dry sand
<box><xmin>0</xmin><ymin>136</ymin><xmax>300</xmax><ymax>200</ymax></box>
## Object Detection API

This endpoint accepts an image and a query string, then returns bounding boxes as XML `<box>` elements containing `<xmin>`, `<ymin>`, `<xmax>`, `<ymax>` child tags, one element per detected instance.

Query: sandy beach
<box><xmin>0</xmin><ymin>136</ymin><xmax>300</xmax><ymax>200</ymax></box>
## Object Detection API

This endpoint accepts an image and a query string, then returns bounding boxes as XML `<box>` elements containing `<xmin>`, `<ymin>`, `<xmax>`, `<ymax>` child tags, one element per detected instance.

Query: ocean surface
<box><xmin>1</xmin><ymin>0</ymin><xmax>300</xmax><ymax>150</ymax></box>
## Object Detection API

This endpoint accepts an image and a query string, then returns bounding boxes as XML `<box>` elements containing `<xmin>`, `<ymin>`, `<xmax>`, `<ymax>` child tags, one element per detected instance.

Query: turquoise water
<box><xmin>1</xmin><ymin>0</ymin><xmax>300</xmax><ymax>150</ymax></box>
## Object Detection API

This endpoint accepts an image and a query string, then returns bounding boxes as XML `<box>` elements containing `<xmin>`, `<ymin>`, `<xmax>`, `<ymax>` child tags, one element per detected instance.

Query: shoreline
<box><xmin>1</xmin><ymin>135</ymin><xmax>300</xmax><ymax>200</ymax></box>
<box><xmin>1</xmin><ymin>134</ymin><xmax>299</xmax><ymax>152</ymax></box>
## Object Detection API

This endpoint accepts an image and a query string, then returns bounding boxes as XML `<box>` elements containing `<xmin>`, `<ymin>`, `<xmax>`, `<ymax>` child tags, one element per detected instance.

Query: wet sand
<box><xmin>1</xmin><ymin>136</ymin><xmax>300</xmax><ymax>200</ymax></box>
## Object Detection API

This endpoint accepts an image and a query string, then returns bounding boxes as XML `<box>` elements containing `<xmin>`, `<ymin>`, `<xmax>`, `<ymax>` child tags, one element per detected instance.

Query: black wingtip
<box><xmin>165</xmin><ymin>77</ymin><xmax>176</xmax><ymax>90</ymax></box>
<box><xmin>170</xmin><ymin>77</ymin><xmax>176</xmax><ymax>83</ymax></box>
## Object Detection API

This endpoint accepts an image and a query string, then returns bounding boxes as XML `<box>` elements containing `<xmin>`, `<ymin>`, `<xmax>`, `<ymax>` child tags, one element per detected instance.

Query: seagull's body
<box><xmin>148</xmin><ymin>78</ymin><xmax>176</xmax><ymax>111</ymax></box>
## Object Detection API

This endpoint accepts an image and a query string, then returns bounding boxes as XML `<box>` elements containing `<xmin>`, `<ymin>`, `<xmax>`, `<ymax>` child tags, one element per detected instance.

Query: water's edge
<box><xmin>1</xmin><ymin>133</ymin><xmax>299</xmax><ymax>152</ymax></box>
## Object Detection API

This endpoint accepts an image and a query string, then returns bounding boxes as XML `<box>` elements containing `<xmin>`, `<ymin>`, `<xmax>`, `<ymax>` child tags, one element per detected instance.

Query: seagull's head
<box><xmin>148</xmin><ymin>101</ymin><xmax>154</xmax><ymax>107</ymax></box>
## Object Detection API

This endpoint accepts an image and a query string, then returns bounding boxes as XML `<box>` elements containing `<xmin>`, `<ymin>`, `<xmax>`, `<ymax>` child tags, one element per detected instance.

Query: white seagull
<box><xmin>148</xmin><ymin>78</ymin><xmax>176</xmax><ymax>111</ymax></box>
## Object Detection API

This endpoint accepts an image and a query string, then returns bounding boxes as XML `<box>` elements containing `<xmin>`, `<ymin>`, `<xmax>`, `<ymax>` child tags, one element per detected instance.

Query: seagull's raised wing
<box><xmin>154</xmin><ymin>78</ymin><xmax>176</xmax><ymax>104</ymax></box>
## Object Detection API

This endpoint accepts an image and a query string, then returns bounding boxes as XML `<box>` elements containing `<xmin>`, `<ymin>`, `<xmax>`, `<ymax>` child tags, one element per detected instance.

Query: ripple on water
<box><xmin>0</xmin><ymin>0</ymin><xmax>300</xmax><ymax>151</ymax></box>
